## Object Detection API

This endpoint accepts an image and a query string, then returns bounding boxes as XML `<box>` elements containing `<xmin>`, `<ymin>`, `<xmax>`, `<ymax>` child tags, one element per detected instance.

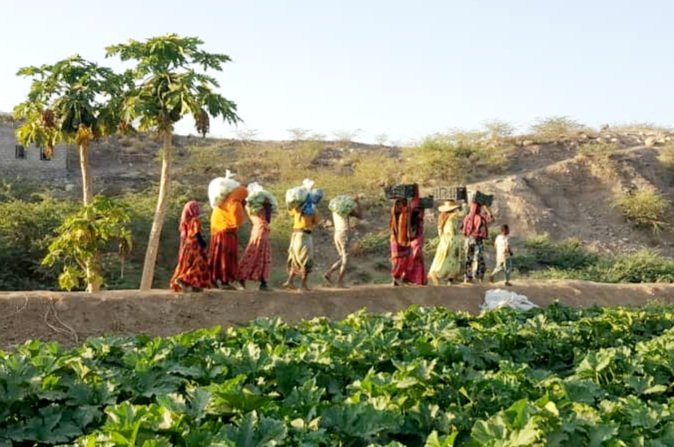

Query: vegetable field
<box><xmin>3</xmin><ymin>304</ymin><xmax>674</xmax><ymax>446</ymax></box>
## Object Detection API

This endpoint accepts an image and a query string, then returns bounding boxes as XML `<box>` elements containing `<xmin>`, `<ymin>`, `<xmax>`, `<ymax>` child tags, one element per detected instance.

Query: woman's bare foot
<box><xmin>322</xmin><ymin>272</ymin><xmax>334</xmax><ymax>286</ymax></box>
<box><xmin>428</xmin><ymin>273</ymin><xmax>440</xmax><ymax>286</ymax></box>
<box><xmin>282</xmin><ymin>281</ymin><xmax>296</xmax><ymax>290</ymax></box>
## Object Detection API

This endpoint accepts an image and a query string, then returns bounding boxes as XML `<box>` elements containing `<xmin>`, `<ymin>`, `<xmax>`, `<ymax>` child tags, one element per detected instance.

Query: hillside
<box><xmin>1</xmin><ymin>120</ymin><xmax>674</xmax><ymax>289</ymax></box>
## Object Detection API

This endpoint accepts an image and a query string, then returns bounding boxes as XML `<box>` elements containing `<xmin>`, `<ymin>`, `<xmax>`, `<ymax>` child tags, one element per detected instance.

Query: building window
<box><xmin>39</xmin><ymin>147</ymin><xmax>51</xmax><ymax>161</ymax></box>
<box><xmin>15</xmin><ymin>145</ymin><xmax>25</xmax><ymax>160</ymax></box>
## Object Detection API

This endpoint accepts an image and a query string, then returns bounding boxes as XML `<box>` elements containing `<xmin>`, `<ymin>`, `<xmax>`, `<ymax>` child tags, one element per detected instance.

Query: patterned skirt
<box><xmin>404</xmin><ymin>236</ymin><xmax>427</xmax><ymax>285</ymax></box>
<box><xmin>239</xmin><ymin>224</ymin><xmax>272</xmax><ymax>282</ymax></box>
<box><xmin>209</xmin><ymin>230</ymin><xmax>239</xmax><ymax>284</ymax></box>
<box><xmin>391</xmin><ymin>240</ymin><xmax>411</xmax><ymax>279</ymax></box>
<box><xmin>170</xmin><ymin>240</ymin><xmax>211</xmax><ymax>291</ymax></box>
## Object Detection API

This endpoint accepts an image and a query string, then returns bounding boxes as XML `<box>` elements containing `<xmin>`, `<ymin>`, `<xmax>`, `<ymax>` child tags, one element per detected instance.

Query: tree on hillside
<box><xmin>13</xmin><ymin>56</ymin><xmax>129</xmax><ymax>206</ymax></box>
<box><xmin>106</xmin><ymin>34</ymin><xmax>240</xmax><ymax>291</ymax></box>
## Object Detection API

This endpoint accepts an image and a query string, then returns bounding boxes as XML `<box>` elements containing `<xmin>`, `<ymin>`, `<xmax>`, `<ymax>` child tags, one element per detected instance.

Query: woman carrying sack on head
<box><xmin>209</xmin><ymin>185</ymin><xmax>248</xmax><ymax>290</ymax></box>
<box><xmin>284</xmin><ymin>189</ymin><xmax>323</xmax><ymax>290</ymax></box>
<box><xmin>427</xmin><ymin>200</ymin><xmax>464</xmax><ymax>285</ymax></box>
<box><xmin>170</xmin><ymin>200</ymin><xmax>211</xmax><ymax>292</ymax></box>
<box><xmin>238</xmin><ymin>183</ymin><xmax>277</xmax><ymax>291</ymax></box>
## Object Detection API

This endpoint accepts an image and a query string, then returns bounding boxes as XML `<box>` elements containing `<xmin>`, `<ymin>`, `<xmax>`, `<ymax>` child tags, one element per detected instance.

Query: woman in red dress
<box><xmin>238</xmin><ymin>200</ymin><xmax>273</xmax><ymax>291</ymax></box>
<box><xmin>170</xmin><ymin>201</ymin><xmax>211</xmax><ymax>292</ymax></box>
<box><xmin>404</xmin><ymin>197</ymin><xmax>427</xmax><ymax>285</ymax></box>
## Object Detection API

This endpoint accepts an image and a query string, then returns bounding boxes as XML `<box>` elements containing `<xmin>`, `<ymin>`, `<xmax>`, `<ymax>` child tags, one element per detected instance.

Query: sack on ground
<box><xmin>329</xmin><ymin>195</ymin><xmax>357</xmax><ymax>217</ymax></box>
<box><xmin>481</xmin><ymin>289</ymin><xmax>538</xmax><ymax>311</ymax></box>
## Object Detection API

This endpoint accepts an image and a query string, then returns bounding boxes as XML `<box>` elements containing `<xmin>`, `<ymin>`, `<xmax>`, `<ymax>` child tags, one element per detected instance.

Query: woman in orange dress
<box><xmin>170</xmin><ymin>200</ymin><xmax>211</xmax><ymax>292</ymax></box>
<box><xmin>209</xmin><ymin>186</ymin><xmax>248</xmax><ymax>289</ymax></box>
<box><xmin>238</xmin><ymin>200</ymin><xmax>274</xmax><ymax>291</ymax></box>
<box><xmin>390</xmin><ymin>198</ymin><xmax>411</xmax><ymax>286</ymax></box>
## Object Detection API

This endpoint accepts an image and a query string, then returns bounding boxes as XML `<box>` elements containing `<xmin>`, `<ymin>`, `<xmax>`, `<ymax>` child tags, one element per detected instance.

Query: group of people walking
<box><xmin>395</xmin><ymin>195</ymin><xmax>513</xmax><ymax>287</ymax></box>
<box><xmin>169</xmin><ymin>179</ymin><xmax>512</xmax><ymax>293</ymax></box>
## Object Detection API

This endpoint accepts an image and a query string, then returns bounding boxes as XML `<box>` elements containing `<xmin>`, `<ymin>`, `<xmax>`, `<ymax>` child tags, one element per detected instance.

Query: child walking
<box><xmin>490</xmin><ymin>224</ymin><xmax>513</xmax><ymax>286</ymax></box>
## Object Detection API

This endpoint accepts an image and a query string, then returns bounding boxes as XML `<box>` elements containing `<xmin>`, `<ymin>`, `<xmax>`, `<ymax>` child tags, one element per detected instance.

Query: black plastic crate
<box><xmin>418</xmin><ymin>196</ymin><xmax>435</xmax><ymax>209</ymax></box>
<box><xmin>385</xmin><ymin>184</ymin><xmax>418</xmax><ymax>199</ymax></box>
<box><xmin>473</xmin><ymin>191</ymin><xmax>494</xmax><ymax>206</ymax></box>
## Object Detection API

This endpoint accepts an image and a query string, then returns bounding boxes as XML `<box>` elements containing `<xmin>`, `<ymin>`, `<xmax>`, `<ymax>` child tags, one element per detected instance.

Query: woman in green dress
<box><xmin>427</xmin><ymin>200</ymin><xmax>464</xmax><ymax>285</ymax></box>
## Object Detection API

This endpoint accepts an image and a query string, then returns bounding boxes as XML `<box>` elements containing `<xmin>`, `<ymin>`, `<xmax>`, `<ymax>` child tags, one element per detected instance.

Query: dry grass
<box><xmin>578</xmin><ymin>141</ymin><xmax>620</xmax><ymax>159</ymax></box>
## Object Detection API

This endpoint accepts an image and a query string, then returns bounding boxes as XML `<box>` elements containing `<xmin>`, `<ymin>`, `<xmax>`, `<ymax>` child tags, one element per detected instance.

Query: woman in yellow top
<box><xmin>284</xmin><ymin>190</ymin><xmax>323</xmax><ymax>290</ymax></box>
<box><xmin>208</xmin><ymin>185</ymin><xmax>248</xmax><ymax>289</ymax></box>
<box><xmin>427</xmin><ymin>200</ymin><xmax>464</xmax><ymax>285</ymax></box>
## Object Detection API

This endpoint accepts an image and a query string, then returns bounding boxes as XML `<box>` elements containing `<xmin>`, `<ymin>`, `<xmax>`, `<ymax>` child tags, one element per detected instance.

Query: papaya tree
<box><xmin>106</xmin><ymin>34</ymin><xmax>240</xmax><ymax>290</ymax></box>
<box><xmin>43</xmin><ymin>196</ymin><xmax>132</xmax><ymax>292</ymax></box>
<box><xmin>13</xmin><ymin>56</ymin><xmax>129</xmax><ymax>206</ymax></box>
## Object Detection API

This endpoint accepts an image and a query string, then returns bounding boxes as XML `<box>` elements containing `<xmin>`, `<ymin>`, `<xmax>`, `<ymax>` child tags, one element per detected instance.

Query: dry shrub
<box><xmin>529</xmin><ymin>116</ymin><xmax>590</xmax><ymax>140</ymax></box>
<box><xmin>402</xmin><ymin>132</ymin><xmax>510</xmax><ymax>185</ymax></box>
<box><xmin>613</xmin><ymin>190</ymin><xmax>670</xmax><ymax>234</ymax></box>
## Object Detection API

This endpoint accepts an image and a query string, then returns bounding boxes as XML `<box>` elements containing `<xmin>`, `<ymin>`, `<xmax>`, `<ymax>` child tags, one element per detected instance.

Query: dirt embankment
<box><xmin>1</xmin><ymin>281</ymin><xmax>674</xmax><ymax>350</ymax></box>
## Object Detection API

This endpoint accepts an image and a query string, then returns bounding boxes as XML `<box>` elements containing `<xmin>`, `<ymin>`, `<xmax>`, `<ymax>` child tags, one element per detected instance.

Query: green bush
<box><xmin>599</xmin><ymin>249</ymin><xmax>674</xmax><ymax>283</ymax></box>
<box><xmin>528</xmin><ymin>249</ymin><xmax>674</xmax><ymax>283</ymax></box>
<box><xmin>512</xmin><ymin>236</ymin><xmax>599</xmax><ymax>273</ymax></box>
<box><xmin>0</xmin><ymin>199</ymin><xmax>76</xmax><ymax>290</ymax></box>
<box><xmin>613</xmin><ymin>190</ymin><xmax>670</xmax><ymax>234</ymax></box>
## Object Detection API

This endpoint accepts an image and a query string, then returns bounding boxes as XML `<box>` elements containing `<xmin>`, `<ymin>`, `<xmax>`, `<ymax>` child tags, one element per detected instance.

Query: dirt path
<box><xmin>1</xmin><ymin>280</ymin><xmax>673</xmax><ymax>350</ymax></box>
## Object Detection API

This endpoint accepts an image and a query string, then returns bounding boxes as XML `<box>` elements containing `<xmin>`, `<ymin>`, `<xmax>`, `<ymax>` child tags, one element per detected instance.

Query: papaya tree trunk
<box><xmin>85</xmin><ymin>253</ymin><xmax>102</xmax><ymax>293</ymax></box>
<box><xmin>79</xmin><ymin>143</ymin><xmax>93</xmax><ymax>206</ymax></box>
<box><xmin>80</xmin><ymin>141</ymin><xmax>100</xmax><ymax>293</ymax></box>
<box><xmin>140</xmin><ymin>129</ymin><xmax>173</xmax><ymax>290</ymax></box>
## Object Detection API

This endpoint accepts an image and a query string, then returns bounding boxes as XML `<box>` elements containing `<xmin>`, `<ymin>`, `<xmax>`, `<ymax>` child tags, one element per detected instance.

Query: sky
<box><xmin>1</xmin><ymin>0</ymin><xmax>673</xmax><ymax>144</ymax></box>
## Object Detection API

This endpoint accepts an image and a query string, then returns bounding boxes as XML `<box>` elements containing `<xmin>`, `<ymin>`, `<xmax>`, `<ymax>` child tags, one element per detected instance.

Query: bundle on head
<box><xmin>208</xmin><ymin>169</ymin><xmax>240</xmax><ymax>208</ymax></box>
<box><xmin>246</xmin><ymin>182</ymin><xmax>279</xmax><ymax>215</ymax></box>
<box><xmin>329</xmin><ymin>195</ymin><xmax>357</xmax><ymax>217</ymax></box>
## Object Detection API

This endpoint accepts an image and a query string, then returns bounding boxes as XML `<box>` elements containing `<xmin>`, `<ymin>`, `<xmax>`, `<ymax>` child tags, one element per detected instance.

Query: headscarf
<box><xmin>389</xmin><ymin>199</ymin><xmax>410</xmax><ymax>246</ymax></box>
<box><xmin>180</xmin><ymin>201</ymin><xmax>200</xmax><ymax>240</ymax></box>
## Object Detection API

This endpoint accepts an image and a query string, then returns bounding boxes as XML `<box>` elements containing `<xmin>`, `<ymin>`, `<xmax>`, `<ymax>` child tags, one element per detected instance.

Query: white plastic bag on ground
<box><xmin>208</xmin><ymin>170</ymin><xmax>240</xmax><ymax>207</ymax></box>
<box><xmin>481</xmin><ymin>289</ymin><xmax>539</xmax><ymax>311</ymax></box>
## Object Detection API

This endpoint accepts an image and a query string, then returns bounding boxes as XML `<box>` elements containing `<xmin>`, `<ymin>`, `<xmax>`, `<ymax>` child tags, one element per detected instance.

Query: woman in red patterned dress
<box><xmin>170</xmin><ymin>201</ymin><xmax>211</xmax><ymax>292</ymax></box>
<box><xmin>238</xmin><ymin>200</ymin><xmax>273</xmax><ymax>291</ymax></box>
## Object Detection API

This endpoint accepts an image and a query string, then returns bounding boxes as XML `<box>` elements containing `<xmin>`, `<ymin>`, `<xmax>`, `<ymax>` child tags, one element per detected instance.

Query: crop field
<box><xmin>3</xmin><ymin>304</ymin><xmax>674</xmax><ymax>446</ymax></box>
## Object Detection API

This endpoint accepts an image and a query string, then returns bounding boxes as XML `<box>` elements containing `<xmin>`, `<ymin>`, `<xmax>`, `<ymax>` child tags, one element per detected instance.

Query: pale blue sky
<box><xmin>2</xmin><ymin>0</ymin><xmax>672</xmax><ymax>144</ymax></box>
